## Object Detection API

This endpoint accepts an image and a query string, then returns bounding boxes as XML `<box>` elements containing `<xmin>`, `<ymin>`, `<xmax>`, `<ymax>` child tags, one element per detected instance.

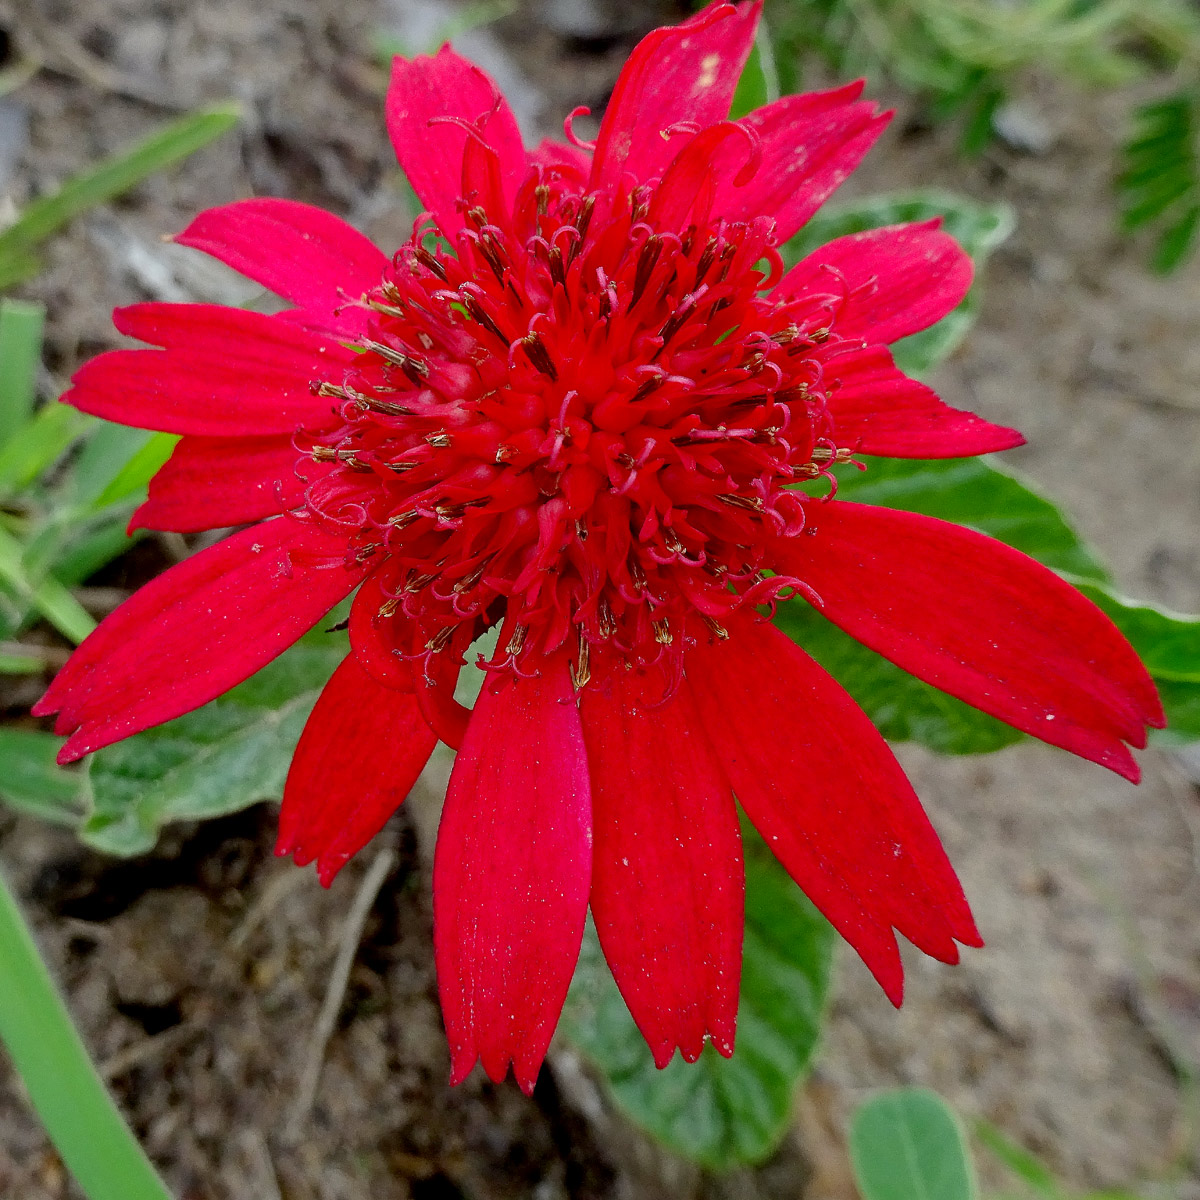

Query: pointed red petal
<box><xmin>716</xmin><ymin>83</ymin><xmax>890</xmax><ymax>243</ymax></box>
<box><xmin>591</xmin><ymin>2</ymin><xmax>760</xmax><ymax>191</ymax></box>
<box><xmin>65</xmin><ymin>305</ymin><xmax>353</xmax><ymax>437</ymax></box>
<box><xmin>820</xmin><ymin>344</ymin><xmax>1024</xmax><ymax>458</ymax></box>
<box><xmin>174</xmin><ymin>199</ymin><xmax>387</xmax><ymax>339</ymax></box>
<box><xmin>775</xmin><ymin>221</ymin><xmax>973</xmax><ymax>345</ymax></box>
<box><xmin>348</xmin><ymin>572</ymin><xmax>415</xmax><ymax>691</ymax></box>
<box><xmin>434</xmin><ymin>657</ymin><xmax>591</xmax><ymax>1094</ymax></box>
<box><xmin>277</xmin><ymin>655</ymin><xmax>436</xmax><ymax>886</ymax></box>
<box><xmin>687</xmin><ymin>615</ymin><xmax>981</xmax><ymax>1005</ymax></box>
<box><xmin>37</xmin><ymin>520</ymin><xmax>368</xmax><ymax>761</ymax></box>
<box><xmin>581</xmin><ymin>675</ymin><xmax>743</xmax><ymax>1067</ymax></box>
<box><xmin>386</xmin><ymin>46</ymin><xmax>526</xmax><ymax>243</ymax></box>
<box><xmin>131</xmin><ymin>435</ymin><xmax>306</xmax><ymax>533</ymax></box>
<box><xmin>778</xmin><ymin>502</ymin><xmax>1165</xmax><ymax>778</ymax></box>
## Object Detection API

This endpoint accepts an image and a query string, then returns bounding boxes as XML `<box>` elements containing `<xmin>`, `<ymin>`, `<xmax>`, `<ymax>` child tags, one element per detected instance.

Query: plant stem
<box><xmin>0</xmin><ymin>869</ymin><xmax>173</xmax><ymax>1200</ymax></box>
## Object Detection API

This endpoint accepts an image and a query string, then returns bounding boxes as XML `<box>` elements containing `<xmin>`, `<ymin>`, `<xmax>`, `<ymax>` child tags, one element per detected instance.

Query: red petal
<box><xmin>775</xmin><ymin>221</ymin><xmax>973</xmax><ymax>345</ymax></box>
<box><xmin>131</xmin><ymin>435</ymin><xmax>306</xmax><ymax>533</ymax></box>
<box><xmin>173</xmin><ymin>199</ymin><xmax>387</xmax><ymax>339</ymax></box>
<box><xmin>65</xmin><ymin>305</ymin><xmax>353</xmax><ymax>437</ymax></box>
<box><xmin>686</xmin><ymin>615</ymin><xmax>981</xmax><ymax>1005</ymax></box>
<box><xmin>413</xmin><ymin>656</ymin><xmax>471</xmax><ymax>750</ymax></box>
<box><xmin>591</xmin><ymin>2</ymin><xmax>760</xmax><ymax>191</ymax></box>
<box><xmin>37</xmin><ymin>520</ymin><xmax>368</xmax><ymax>761</ymax></box>
<box><xmin>778</xmin><ymin>502</ymin><xmax>1165</xmax><ymax>779</ymax></box>
<box><xmin>821</xmin><ymin>344</ymin><xmax>1024</xmax><ymax>458</ymax></box>
<box><xmin>386</xmin><ymin>47</ymin><xmax>526</xmax><ymax>243</ymax></box>
<box><xmin>434</xmin><ymin>657</ymin><xmax>591</xmax><ymax>1094</ymax></box>
<box><xmin>348</xmin><ymin>573</ymin><xmax>414</xmax><ymax>691</ymax></box>
<box><xmin>581</xmin><ymin>675</ymin><xmax>742</xmax><ymax>1067</ymax></box>
<box><xmin>527</xmin><ymin>138</ymin><xmax>591</xmax><ymax>182</ymax></box>
<box><xmin>277</xmin><ymin>655</ymin><xmax>436</xmax><ymax>886</ymax></box>
<box><xmin>715</xmin><ymin>83</ymin><xmax>889</xmax><ymax>243</ymax></box>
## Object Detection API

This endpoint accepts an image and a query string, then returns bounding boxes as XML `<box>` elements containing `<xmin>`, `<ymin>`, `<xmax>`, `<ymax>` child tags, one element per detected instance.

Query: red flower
<box><xmin>37</xmin><ymin>2</ymin><xmax>1162</xmax><ymax>1092</ymax></box>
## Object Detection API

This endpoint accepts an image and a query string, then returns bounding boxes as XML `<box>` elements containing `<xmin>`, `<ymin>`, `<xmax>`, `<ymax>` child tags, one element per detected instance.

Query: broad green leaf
<box><xmin>774</xmin><ymin>603</ymin><xmax>1021</xmax><ymax>755</ymax></box>
<box><xmin>560</xmin><ymin>831</ymin><xmax>835</xmax><ymax>1169</ymax></box>
<box><xmin>783</xmin><ymin>190</ymin><xmax>1015</xmax><ymax>376</ymax></box>
<box><xmin>850</xmin><ymin>1088</ymin><xmax>978</xmax><ymax>1200</ymax></box>
<box><xmin>80</xmin><ymin>630</ymin><xmax>347</xmax><ymax>856</ymax></box>
<box><xmin>0</xmin><ymin>103</ymin><xmax>240</xmax><ymax>282</ymax></box>
<box><xmin>0</xmin><ymin>730</ymin><xmax>87</xmax><ymax>825</ymax></box>
<box><xmin>833</xmin><ymin>457</ymin><xmax>1109</xmax><ymax>583</ymax></box>
<box><xmin>0</xmin><ymin>300</ymin><xmax>45</xmax><ymax>448</ymax></box>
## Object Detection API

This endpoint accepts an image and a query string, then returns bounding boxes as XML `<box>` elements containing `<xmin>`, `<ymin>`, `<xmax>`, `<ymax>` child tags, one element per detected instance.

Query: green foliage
<box><xmin>560</xmin><ymin>830</ymin><xmax>835</xmax><ymax>1169</ymax></box>
<box><xmin>0</xmin><ymin>103</ymin><xmax>240</xmax><ymax>290</ymax></box>
<box><xmin>744</xmin><ymin>0</ymin><xmax>1200</xmax><ymax>269</ymax></box>
<box><xmin>777</xmin><ymin>456</ymin><xmax>1200</xmax><ymax>752</ymax></box>
<box><xmin>784</xmin><ymin>190</ymin><xmax>1015</xmax><ymax>377</ymax></box>
<box><xmin>1117</xmin><ymin>91</ymin><xmax>1200</xmax><ymax>272</ymax></box>
<box><xmin>81</xmin><ymin>630</ymin><xmax>347</xmax><ymax>855</ymax></box>
<box><xmin>850</xmin><ymin>1088</ymin><xmax>978</xmax><ymax>1200</ymax></box>
<box><xmin>0</xmin><ymin>871</ymin><xmax>174</xmax><ymax>1200</ymax></box>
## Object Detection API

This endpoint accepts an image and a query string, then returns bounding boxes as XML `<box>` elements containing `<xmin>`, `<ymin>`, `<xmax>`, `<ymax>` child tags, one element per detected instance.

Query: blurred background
<box><xmin>0</xmin><ymin>0</ymin><xmax>1199</xmax><ymax>1197</ymax></box>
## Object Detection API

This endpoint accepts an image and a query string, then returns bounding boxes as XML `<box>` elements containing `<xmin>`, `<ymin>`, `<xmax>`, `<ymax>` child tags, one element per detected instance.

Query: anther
<box><xmin>519</xmin><ymin>332</ymin><xmax>558</xmax><ymax>380</ymax></box>
<box><xmin>414</xmin><ymin>246</ymin><xmax>448</xmax><ymax>281</ymax></box>
<box><xmin>378</xmin><ymin>598</ymin><xmax>400</xmax><ymax>618</ymax></box>
<box><xmin>631</xmin><ymin>235</ymin><xmax>662</xmax><ymax>307</ymax></box>
<box><xmin>426</xmin><ymin>625</ymin><xmax>455</xmax><ymax>652</ymax></box>
<box><xmin>361</xmin><ymin>339</ymin><xmax>430</xmax><ymax>386</ymax></box>
<box><xmin>426</xmin><ymin>432</ymin><xmax>452</xmax><ymax>448</ymax></box>
<box><xmin>506</xmin><ymin>624</ymin><xmax>528</xmax><ymax>656</ymax></box>
<box><xmin>702</xmin><ymin>616</ymin><xmax>730</xmax><ymax>640</ymax></box>
<box><xmin>570</xmin><ymin>636</ymin><xmax>591</xmax><ymax>688</ymax></box>
<box><xmin>717</xmin><ymin>493</ymin><xmax>765</xmax><ymax>512</ymax></box>
<box><xmin>652</xmin><ymin>619</ymin><xmax>673</xmax><ymax>645</ymax></box>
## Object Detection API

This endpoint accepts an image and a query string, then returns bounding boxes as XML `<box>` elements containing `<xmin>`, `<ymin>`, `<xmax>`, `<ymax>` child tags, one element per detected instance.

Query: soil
<box><xmin>1</xmin><ymin>1</ymin><xmax>1199</xmax><ymax>1198</ymax></box>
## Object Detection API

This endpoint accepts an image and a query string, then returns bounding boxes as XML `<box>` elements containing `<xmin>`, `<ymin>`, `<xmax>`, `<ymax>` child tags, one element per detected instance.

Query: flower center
<box><xmin>301</xmin><ymin>162</ymin><xmax>850</xmax><ymax>689</ymax></box>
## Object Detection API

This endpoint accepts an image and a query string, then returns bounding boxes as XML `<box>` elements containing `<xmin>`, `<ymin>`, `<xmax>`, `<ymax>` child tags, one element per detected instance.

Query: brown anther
<box><xmin>377</xmin><ymin>597</ymin><xmax>400</xmax><ymax>618</ymax></box>
<box><xmin>629</xmin><ymin>560</ymin><xmax>647</xmax><ymax>591</ymax></box>
<box><xmin>314</xmin><ymin>381</ymin><xmax>412</xmax><ymax>416</ymax></box>
<box><xmin>702</xmin><ymin>615</ymin><xmax>730</xmax><ymax>640</ymax></box>
<box><xmin>426</xmin><ymin>625</ymin><xmax>455</xmax><ymax>652</ymax></box>
<box><xmin>310</xmin><ymin>445</ymin><xmax>337</xmax><ymax>462</ymax></box>
<box><xmin>694</xmin><ymin>235</ymin><xmax>719</xmax><ymax>285</ymax></box>
<box><xmin>365</xmin><ymin>298</ymin><xmax>406</xmax><ymax>318</ymax></box>
<box><xmin>354</xmin><ymin>543</ymin><xmax>381</xmax><ymax>562</ymax></box>
<box><xmin>426</xmin><ymin>432</ymin><xmax>452</xmax><ymax>448</ymax></box>
<box><xmin>680</xmin><ymin>225</ymin><xmax>697</xmax><ymax>256</ymax></box>
<box><xmin>506</xmin><ymin>624</ymin><xmax>528</xmax><ymax>656</ymax></box>
<box><xmin>629</xmin><ymin>374</ymin><xmax>665</xmax><ymax>405</ymax></box>
<box><xmin>452</xmin><ymin>559</ymin><xmax>489</xmax><ymax>593</ymax></box>
<box><xmin>388</xmin><ymin>510</ymin><xmax>419</xmax><ymax>527</ymax></box>
<box><xmin>478</xmin><ymin>232</ymin><xmax>508</xmax><ymax>283</ymax></box>
<box><xmin>631</xmin><ymin>235</ymin><xmax>662</xmax><ymax>307</ymax></box>
<box><xmin>575</xmin><ymin>196</ymin><xmax>596</xmax><ymax>243</ymax></box>
<box><xmin>495</xmin><ymin>444</ymin><xmax>516</xmax><ymax>463</ymax></box>
<box><xmin>630</xmin><ymin>187</ymin><xmax>651</xmax><ymax>225</ymax></box>
<box><xmin>575</xmin><ymin>518</ymin><xmax>588</xmax><ymax>542</ymax></box>
<box><xmin>717</xmin><ymin>493</ymin><xmax>765</xmax><ymax>512</ymax></box>
<box><xmin>414</xmin><ymin>246</ymin><xmax>449</xmax><ymax>281</ymax></box>
<box><xmin>519</xmin><ymin>332</ymin><xmax>558</xmax><ymax>380</ymax></box>
<box><xmin>405</xmin><ymin>570</ymin><xmax>438</xmax><ymax>593</ymax></box>
<box><xmin>380</xmin><ymin>279</ymin><xmax>406</xmax><ymax>304</ymax></box>
<box><xmin>535</xmin><ymin>185</ymin><xmax>551</xmax><ymax>217</ymax></box>
<box><xmin>465</xmin><ymin>205</ymin><xmax>488</xmax><ymax>229</ymax></box>
<box><xmin>543</xmin><ymin>245</ymin><xmax>565</xmax><ymax>289</ymax></box>
<box><xmin>569</xmin><ymin>636</ymin><xmax>591</xmax><ymax>689</ymax></box>
<box><xmin>652</xmin><ymin>619</ymin><xmax>673</xmax><ymax>645</ymax></box>
<box><xmin>598</xmin><ymin>598</ymin><xmax>617</xmax><ymax>639</ymax></box>
<box><xmin>361</xmin><ymin>338</ymin><xmax>429</xmax><ymax>386</ymax></box>
<box><xmin>461</xmin><ymin>292</ymin><xmax>509</xmax><ymax>344</ymax></box>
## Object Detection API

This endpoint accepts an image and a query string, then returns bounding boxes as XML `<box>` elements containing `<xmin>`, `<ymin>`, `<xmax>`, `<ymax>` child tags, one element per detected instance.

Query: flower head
<box><xmin>37</xmin><ymin>1</ymin><xmax>1163</xmax><ymax>1092</ymax></box>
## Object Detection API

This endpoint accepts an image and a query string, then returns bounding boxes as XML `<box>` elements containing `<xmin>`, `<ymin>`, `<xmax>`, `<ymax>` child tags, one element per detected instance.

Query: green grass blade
<box><xmin>0</xmin><ymin>403</ymin><xmax>93</xmax><ymax>498</ymax></box>
<box><xmin>0</xmin><ymin>300</ymin><xmax>46</xmax><ymax>449</ymax></box>
<box><xmin>0</xmin><ymin>103</ymin><xmax>240</xmax><ymax>269</ymax></box>
<box><xmin>0</xmin><ymin>526</ymin><xmax>96</xmax><ymax>644</ymax></box>
<box><xmin>0</xmin><ymin>870</ymin><xmax>173</xmax><ymax>1200</ymax></box>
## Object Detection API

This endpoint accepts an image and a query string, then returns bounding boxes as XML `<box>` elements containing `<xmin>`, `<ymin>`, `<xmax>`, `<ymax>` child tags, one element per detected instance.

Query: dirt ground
<box><xmin>1</xmin><ymin>0</ymin><xmax>1199</xmax><ymax>1197</ymax></box>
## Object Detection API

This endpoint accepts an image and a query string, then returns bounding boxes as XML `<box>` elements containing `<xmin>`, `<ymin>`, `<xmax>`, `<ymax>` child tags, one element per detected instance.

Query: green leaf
<box><xmin>731</xmin><ymin>19</ymin><xmax>780</xmax><ymax>121</ymax></box>
<box><xmin>775</xmin><ymin>604</ymin><xmax>1021</xmax><ymax>755</ymax></box>
<box><xmin>849</xmin><ymin>1088</ymin><xmax>978</xmax><ymax>1200</ymax></box>
<box><xmin>80</xmin><ymin>629</ymin><xmax>347</xmax><ymax>855</ymax></box>
<box><xmin>0</xmin><ymin>730</ymin><xmax>87</xmax><ymax>824</ymax></box>
<box><xmin>0</xmin><ymin>300</ymin><xmax>45</xmax><ymax>449</ymax></box>
<box><xmin>0</xmin><ymin>103</ymin><xmax>240</xmax><ymax>281</ymax></box>
<box><xmin>833</xmin><ymin>456</ymin><xmax>1109</xmax><ymax>582</ymax></box>
<box><xmin>783</xmin><ymin>190</ymin><xmax>1014</xmax><ymax>376</ymax></box>
<box><xmin>0</xmin><ymin>525</ymin><xmax>97</xmax><ymax>644</ymax></box>
<box><xmin>0</xmin><ymin>404</ymin><xmax>92</xmax><ymax>498</ymax></box>
<box><xmin>1070</xmin><ymin>581</ymin><xmax>1200</xmax><ymax>743</ymax></box>
<box><xmin>560</xmin><ymin>831</ymin><xmax>835</xmax><ymax>1169</ymax></box>
<box><xmin>974</xmin><ymin>1120</ymin><xmax>1062</xmax><ymax>1199</ymax></box>
<box><xmin>93</xmin><ymin>432</ymin><xmax>177</xmax><ymax>508</ymax></box>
